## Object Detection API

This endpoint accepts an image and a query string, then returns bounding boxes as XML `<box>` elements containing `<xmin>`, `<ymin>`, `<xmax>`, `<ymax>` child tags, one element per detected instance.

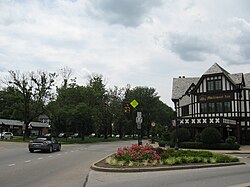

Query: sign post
<box><xmin>136</xmin><ymin>111</ymin><xmax>143</xmax><ymax>145</ymax></box>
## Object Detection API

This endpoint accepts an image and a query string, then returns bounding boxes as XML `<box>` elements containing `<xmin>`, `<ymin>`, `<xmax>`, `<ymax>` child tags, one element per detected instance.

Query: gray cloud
<box><xmin>168</xmin><ymin>33</ymin><xmax>216</xmax><ymax>62</ymax></box>
<box><xmin>87</xmin><ymin>0</ymin><xmax>162</xmax><ymax>27</ymax></box>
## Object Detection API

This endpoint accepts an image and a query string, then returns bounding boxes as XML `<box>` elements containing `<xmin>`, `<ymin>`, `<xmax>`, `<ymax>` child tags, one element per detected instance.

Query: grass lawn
<box><xmin>1</xmin><ymin>136</ymin><xmax>135</xmax><ymax>144</ymax></box>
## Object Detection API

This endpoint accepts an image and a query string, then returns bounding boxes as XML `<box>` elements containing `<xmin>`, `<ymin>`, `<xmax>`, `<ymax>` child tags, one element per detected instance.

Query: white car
<box><xmin>0</xmin><ymin>132</ymin><xmax>13</xmax><ymax>140</ymax></box>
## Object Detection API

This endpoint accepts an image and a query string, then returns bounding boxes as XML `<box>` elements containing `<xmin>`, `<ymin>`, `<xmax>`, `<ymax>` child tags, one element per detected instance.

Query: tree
<box><xmin>0</xmin><ymin>86</ymin><xmax>23</xmax><ymax>120</ymax></box>
<box><xmin>7</xmin><ymin>70</ymin><xmax>57</xmax><ymax>140</ymax></box>
<box><xmin>124</xmin><ymin>86</ymin><xmax>174</xmax><ymax>138</ymax></box>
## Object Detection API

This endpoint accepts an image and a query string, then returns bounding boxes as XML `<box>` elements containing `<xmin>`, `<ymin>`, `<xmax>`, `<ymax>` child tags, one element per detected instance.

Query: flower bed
<box><xmin>104</xmin><ymin>144</ymin><xmax>239</xmax><ymax>167</ymax></box>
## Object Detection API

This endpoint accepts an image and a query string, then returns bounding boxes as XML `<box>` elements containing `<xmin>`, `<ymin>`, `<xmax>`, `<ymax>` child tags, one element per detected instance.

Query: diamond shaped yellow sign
<box><xmin>130</xmin><ymin>99</ymin><xmax>139</xmax><ymax>108</ymax></box>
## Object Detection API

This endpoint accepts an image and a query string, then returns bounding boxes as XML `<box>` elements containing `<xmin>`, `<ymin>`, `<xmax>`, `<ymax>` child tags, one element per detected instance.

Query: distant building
<box><xmin>0</xmin><ymin>118</ymin><xmax>50</xmax><ymax>136</ymax></box>
<box><xmin>172</xmin><ymin>63</ymin><xmax>250</xmax><ymax>144</ymax></box>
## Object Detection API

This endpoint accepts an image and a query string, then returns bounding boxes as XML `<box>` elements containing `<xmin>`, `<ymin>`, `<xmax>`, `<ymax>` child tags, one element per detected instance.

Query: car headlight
<box><xmin>43</xmin><ymin>141</ymin><xmax>51</xmax><ymax>145</ymax></box>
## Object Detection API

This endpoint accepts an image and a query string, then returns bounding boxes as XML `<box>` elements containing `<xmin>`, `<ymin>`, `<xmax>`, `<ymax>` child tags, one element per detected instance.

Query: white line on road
<box><xmin>8</xmin><ymin>164</ymin><xmax>15</xmax><ymax>167</ymax></box>
<box><xmin>57</xmin><ymin>154</ymin><xmax>61</xmax><ymax>156</ymax></box>
<box><xmin>25</xmin><ymin>160</ymin><xmax>31</xmax><ymax>163</ymax></box>
<box><xmin>48</xmin><ymin>155</ymin><xmax>53</xmax><ymax>158</ymax></box>
<box><xmin>38</xmin><ymin>157</ymin><xmax>43</xmax><ymax>160</ymax></box>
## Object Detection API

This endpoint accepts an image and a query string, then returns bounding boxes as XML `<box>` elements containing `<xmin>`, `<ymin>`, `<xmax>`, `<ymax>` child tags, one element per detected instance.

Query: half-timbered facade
<box><xmin>172</xmin><ymin>63</ymin><xmax>250</xmax><ymax>144</ymax></box>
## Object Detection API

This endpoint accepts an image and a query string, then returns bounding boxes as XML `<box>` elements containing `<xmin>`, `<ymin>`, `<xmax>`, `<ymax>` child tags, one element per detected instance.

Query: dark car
<box><xmin>28</xmin><ymin>136</ymin><xmax>61</xmax><ymax>153</ymax></box>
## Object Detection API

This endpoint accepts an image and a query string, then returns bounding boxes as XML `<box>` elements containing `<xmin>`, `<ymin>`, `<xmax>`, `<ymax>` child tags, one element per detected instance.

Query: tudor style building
<box><xmin>172</xmin><ymin>63</ymin><xmax>250</xmax><ymax>144</ymax></box>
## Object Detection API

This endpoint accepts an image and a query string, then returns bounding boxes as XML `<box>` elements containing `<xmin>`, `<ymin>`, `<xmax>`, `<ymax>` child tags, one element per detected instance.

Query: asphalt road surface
<box><xmin>0</xmin><ymin>140</ymin><xmax>137</xmax><ymax>187</ymax></box>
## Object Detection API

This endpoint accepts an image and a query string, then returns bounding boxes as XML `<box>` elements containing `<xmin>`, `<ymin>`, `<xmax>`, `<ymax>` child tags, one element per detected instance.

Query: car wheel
<box><xmin>48</xmin><ymin>145</ymin><xmax>53</xmax><ymax>153</ymax></box>
<box><xmin>29</xmin><ymin>149</ymin><xmax>34</xmax><ymax>153</ymax></box>
<box><xmin>57</xmin><ymin>145</ymin><xmax>61</xmax><ymax>151</ymax></box>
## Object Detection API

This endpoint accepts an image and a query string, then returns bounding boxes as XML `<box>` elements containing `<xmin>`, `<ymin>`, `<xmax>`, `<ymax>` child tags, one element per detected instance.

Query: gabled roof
<box><xmin>172</xmin><ymin>77</ymin><xmax>199</xmax><ymax>100</ymax></box>
<box><xmin>29</xmin><ymin>121</ymin><xmax>50</xmax><ymax>128</ymax></box>
<box><xmin>244</xmin><ymin>73</ymin><xmax>250</xmax><ymax>88</ymax></box>
<box><xmin>0</xmin><ymin>118</ymin><xmax>50</xmax><ymax>128</ymax></box>
<box><xmin>204</xmin><ymin>63</ymin><xmax>230</xmax><ymax>75</ymax></box>
<box><xmin>172</xmin><ymin>63</ymin><xmax>250</xmax><ymax>101</ymax></box>
<box><xmin>0</xmin><ymin>119</ymin><xmax>23</xmax><ymax>126</ymax></box>
<box><xmin>228</xmin><ymin>73</ymin><xmax>244</xmax><ymax>85</ymax></box>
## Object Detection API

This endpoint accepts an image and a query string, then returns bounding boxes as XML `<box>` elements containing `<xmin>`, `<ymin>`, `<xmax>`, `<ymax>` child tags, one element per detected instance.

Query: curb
<box><xmin>90</xmin><ymin>156</ymin><xmax>246</xmax><ymax>173</ymax></box>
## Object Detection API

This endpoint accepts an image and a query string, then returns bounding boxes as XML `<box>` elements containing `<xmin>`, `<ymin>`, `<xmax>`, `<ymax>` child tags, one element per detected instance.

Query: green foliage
<box><xmin>225</xmin><ymin>136</ymin><xmax>237</xmax><ymax>144</ymax></box>
<box><xmin>171</xmin><ymin>128</ymin><xmax>191</xmax><ymax>142</ymax></box>
<box><xmin>158</xmin><ymin>140</ymin><xmax>167</xmax><ymax>147</ymax></box>
<box><xmin>160</xmin><ymin>149</ymin><xmax>213</xmax><ymax>159</ymax></box>
<box><xmin>214</xmin><ymin>153</ymin><xmax>239</xmax><ymax>163</ymax></box>
<box><xmin>201</xmin><ymin>127</ymin><xmax>222</xmax><ymax>144</ymax></box>
<box><xmin>175</xmin><ymin>141</ymin><xmax>240</xmax><ymax>150</ymax></box>
<box><xmin>195</xmin><ymin>133</ymin><xmax>202</xmax><ymax>142</ymax></box>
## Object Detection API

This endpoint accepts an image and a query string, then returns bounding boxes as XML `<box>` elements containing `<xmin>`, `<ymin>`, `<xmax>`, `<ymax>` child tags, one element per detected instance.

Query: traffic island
<box><xmin>91</xmin><ymin>155</ymin><xmax>245</xmax><ymax>173</ymax></box>
<box><xmin>90</xmin><ymin>144</ymin><xmax>245</xmax><ymax>173</ymax></box>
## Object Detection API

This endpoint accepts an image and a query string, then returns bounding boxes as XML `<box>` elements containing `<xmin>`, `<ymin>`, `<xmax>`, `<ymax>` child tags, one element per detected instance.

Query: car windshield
<box><xmin>36</xmin><ymin>136</ymin><xmax>51</xmax><ymax>140</ymax></box>
<box><xmin>37</xmin><ymin>138</ymin><xmax>48</xmax><ymax>141</ymax></box>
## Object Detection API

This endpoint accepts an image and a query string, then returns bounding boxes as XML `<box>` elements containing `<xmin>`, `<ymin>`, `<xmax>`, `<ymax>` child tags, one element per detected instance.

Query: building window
<box><xmin>216</xmin><ymin>102</ymin><xmax>223</xmax><ymax>112</ymax></box>
<box><xmin>182</xmin><ymin>105</ymin><xmax>189</xmax><ymax>116</ymax></box>
<box><xmin>207</xmin><ymin>80</ymin><xmax>214</xmax><ymax>91</ymax></box>
<box><xmin>200</xmin><ymin>103</ymin><xmax>207</xmax><ymax>113</ymax></box>
<box><xmin>207</xmin><ymin>79</ymin><xmax>222</xmax><ymax>91</ymax></box>
<box><xmin>224</xmin><ymin>101</ymin><xmax>231</xmax><ymax>112</ymax></box>
<box><xmin>208</xmin><ymin>103</ymin><xmax>216</xmax><ymax>113</ymax></box>
<box><xmin>215</xmin><ymin>80</ymin><xmax>222</xmax><ymax>91</ymax></box>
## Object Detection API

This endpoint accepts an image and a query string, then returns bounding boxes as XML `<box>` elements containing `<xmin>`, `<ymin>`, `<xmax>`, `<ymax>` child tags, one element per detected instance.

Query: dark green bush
<box><xmin>161</xmin><ymin>131</ymin><xmax>171</xmax><ymax>141</ymax></box>
<box><xmin>171</xmin><ymin>128</ymin><xmax>191</xmax><ymax>142</ymax></box>
<box><xmin>158</xmin><ymin>140</ymin><xmax>167</xmax><ymax>147</ymax></box>
<box><xmin>178</xmin><ymin>141</ymin><xmax>240</xmax><ymax>150</ymax></box>
<box><xmin>201</xmin><ymin>127</ymin><xmax>222</xmax><ymax>144</ymax></box>
<box><xmin>195</xmin><ymin>133</ymin><xmax>202</xmax><ymax>142</ymax></box>
<box><xmin>214</xmin><ymin>154</ymin><xmax>239</xmax><ymax>163</ymax></box>
<box><xmin>160</xmin><ymin>148</ymin><xmax>213</xmax><ymax>159</ymax></box>
<box><xmin>225</xmin><ymin>136</ymin><xmax>237</xmax><ymax>144</ymax></box>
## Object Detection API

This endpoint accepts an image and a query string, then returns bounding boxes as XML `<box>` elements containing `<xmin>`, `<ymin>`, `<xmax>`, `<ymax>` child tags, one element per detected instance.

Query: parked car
<box><xmin>0</xmin><ymin>132</ymin><xmax>13</xmax><ymax>140</ymax></box>
<box><xmin>89</xmin><ymin>133</ymin><xmax>96</xmax><ymax>138</ymax></box>
<box><xmin>28</xmin><ymin>135</ymin><xmax>61</xmax><ymax>153</ymax></box>
<box><xmin>58</xmin><ymin>132</ymin><xmax>67</xmax><ymax>138</ymax></box>
<box><xmin>70</xmin><ymin>133</ymin><xmax>79</xmax><ymax>138</ymax></box>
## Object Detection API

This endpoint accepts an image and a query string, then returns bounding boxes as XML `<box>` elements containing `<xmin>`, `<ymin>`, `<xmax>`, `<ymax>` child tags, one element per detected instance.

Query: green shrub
<box><xmin>161</xmin><ymin>131</ymin><xmax>171</xmax><ymax>141</ymax></box>
<box><xmin>201</xmin><ymin>127</ymin><xmax>222</xmax><ymax>144</ymax></box>
<box><xmin>171</xmin><ymin>128</ymin><xmax>191</xmax><ymax>142</ymax></box>
<box><xmin>158</xmin><ymin>140</ymin><xmax>167</xmax><ymax>147</ymax></box>
<box><xmin>179</xmin><ymin>141</ymin><xmax>240</xmax><ymax>150</ymax></box>
<box><xmin>195</xmin><ymin>133</ymin><xmax>202</xmax><ymax>142</ymax></box>
<box><xmin>225</xmin><ymin>136</ymin><xmax>237</xmax><ymax>144</ymax></box>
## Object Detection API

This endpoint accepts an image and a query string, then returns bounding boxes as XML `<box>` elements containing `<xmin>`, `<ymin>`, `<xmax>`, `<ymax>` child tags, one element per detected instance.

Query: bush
<box><xmin>171</xmin><ymin>128</ymin><xmax>191</xmax><ymax>143</ymax></box>
<box><xmin>195</xmin><ymin>133</ymin><xmax>202</xmax><ymax>142</ymax></box>
<box><xmin>161</xmin><ymin>131</ymin><xmax>171</xmax><ymax>141</ymax></box>
<box><xmin>225</xmin><ymin>136</ymin><xmax>237</xmax><ymax>144</ymax></box>
<box><xmin>178</xmin><ymin>141</ymin><xmax>240</xmax><ymax>150</ymax></box>
<box><xmin>114</xmin><ymin>144</ymin><xmax>160</xmax><ymax>164</ymax></box>
<box><xmin>201</xmin><ymin>127</ymin><xmax>222</xmax><ymax>144</ymax></box>
<box><xmin>158</xmin><ymin>140</ymin><xmax>167</xmax><ymax>147</ymax></box>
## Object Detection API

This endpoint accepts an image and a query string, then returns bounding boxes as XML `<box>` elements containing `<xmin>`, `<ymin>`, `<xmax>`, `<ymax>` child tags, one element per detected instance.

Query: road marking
<box><xmin>57</xmin><ymin>154</ymin><xmax>61</xmax><ymax>156</ymax></box>
<box><xmin>8</xmin><ymin>164</ymin><xmax>15</xmax><ymax>167</ymax></box>
<box><xmin>71</xmin><ymin>150</ymin><xmax>74</xmax><ymax>152</ymax></box>
<box><xmin>38</xmin><ymin>157</ymin><xmax>43</xmax><ymax>160</ymax></box>
<box><xmin>48</xmin><ymin>155</ymin><xmax>53</xmax><ymax>158</ymax></box>
<box><xmin>25</xmin><ymin>160</ymin><xmax>31</xmax><ymax>163</ymax></box>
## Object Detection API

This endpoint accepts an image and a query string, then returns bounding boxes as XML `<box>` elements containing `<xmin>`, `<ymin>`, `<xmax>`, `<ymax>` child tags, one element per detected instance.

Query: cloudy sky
<box><xmin>1</xmin><ymin>0</ymin><xmax>250</xmax><ymax>107</ymax></box>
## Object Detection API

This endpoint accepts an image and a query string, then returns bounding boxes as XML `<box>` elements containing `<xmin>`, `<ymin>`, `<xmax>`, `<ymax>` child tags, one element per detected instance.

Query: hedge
<box><xmin>175</xmin><ymin>141</ymin><xmax>240</xmax><ymax>150</ymax></box>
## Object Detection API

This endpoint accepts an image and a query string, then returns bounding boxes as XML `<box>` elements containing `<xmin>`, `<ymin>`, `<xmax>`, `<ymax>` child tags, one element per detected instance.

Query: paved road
<box><xmin>86</xmin><ymin>154</ymin><xmax>250</xmax><ymax>187</ymax></box>
<box><xmin>0</xmin><ymin>140</ymin><xmax>137</xmax><ymax>187</ymax></box>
